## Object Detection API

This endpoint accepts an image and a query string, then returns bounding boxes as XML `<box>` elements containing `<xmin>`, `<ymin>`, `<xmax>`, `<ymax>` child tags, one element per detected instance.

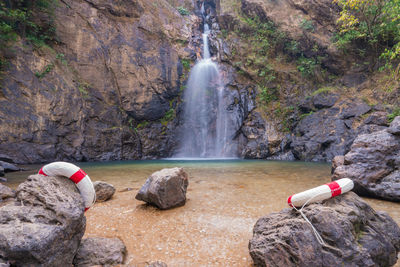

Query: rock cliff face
<box><xmin>0</xmin><ymin>0</ymin><xmax>196</xmax><ymax>163</ymax></box>
<box><xmin>0</xmin><ymin>0</ymin><xmax>398</xmax><ymax>163</ymax></box>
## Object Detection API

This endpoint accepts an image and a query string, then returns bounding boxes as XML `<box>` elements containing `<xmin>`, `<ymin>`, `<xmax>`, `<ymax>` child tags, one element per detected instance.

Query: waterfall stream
<box><xmin>174</xmin><ymin>3</ymin><xmax>234</xmax><ymax>158</ymax></box>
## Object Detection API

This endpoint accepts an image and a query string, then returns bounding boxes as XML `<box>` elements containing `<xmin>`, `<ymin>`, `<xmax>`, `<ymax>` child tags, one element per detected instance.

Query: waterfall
<box><xmin>174</xmin><ymin>3</ymin><xmax>235</xmax><ymax>158</ymax></box>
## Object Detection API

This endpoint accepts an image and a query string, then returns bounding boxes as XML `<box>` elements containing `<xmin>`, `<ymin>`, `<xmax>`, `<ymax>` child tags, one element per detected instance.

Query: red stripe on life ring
<box><xmin>326</xmin><ymin>181</ymin><xmax>341</xmax><ymax>197</ymax></box>
<box><xmin>287</xmin><ymin>195</ymin><xmax>293</xmax><ymax>207</ymax></box>
<box><xmin>70</xmin><ymin>169</ymin><xmax>87</xmax><ymax>184</ymax></box>
<box><xmin>38</xmin><ymin>167</ymin><xmax>47</xmax><ymax>176</ymax></box>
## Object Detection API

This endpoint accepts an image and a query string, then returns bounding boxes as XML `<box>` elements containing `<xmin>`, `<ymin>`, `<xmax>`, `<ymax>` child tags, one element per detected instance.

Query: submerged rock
<box><xmin>249</xmin><ymin>192</ymin><xmax>400</xmax><ymax>267</ymax></box>
<box><xmin>73</xmin><ymin>237</ymin><xmax>126</xmax><ymax>267</ymax></box>
<box><xmin>0</xmin><ymin>174</ymin><xmax>86</xmax><ymax>266</ymax></box>
<box><xmin>332</xmin><ymin>117</ymin><xmax>400</xmax><ymax>201</ymax></box>
<box><xmin>93</xmin><ymin>181</ymin><xmax>116</xmax><ymax>202</ymax></box>
<box><xmin>136</xmin><ymin>167</ymin><xmax>189</xmax><ymax>209</ymax></box>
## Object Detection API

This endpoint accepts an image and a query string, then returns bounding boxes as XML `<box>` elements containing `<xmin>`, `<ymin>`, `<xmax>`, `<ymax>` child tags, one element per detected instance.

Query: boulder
<box><xmin>136</xmin><ymin>167</ymin><xmax>189</xmax><ymax>209</ymax></box>
<box><xmin>312</xmin><ymin>92</ymin><xmax>339</xmax><ymax>109</ymax></box>
<box><xmin>73</xmin><ymin>237</ymin><xmax>126</xmax><ymax>267</ymax></box>
<box><xmin>0</xmin><ymin>174</ymin><xmax>86</xmax><ymax>266</ymax></box>
<box><xmin>388</xmin><ymin>116</ymin><xmax>400</xmax><ymax>135</ymax></box>
<box><xmin>249</xmin><ymin>192</ymin><xmax>400</xmax><ymax>267</ymax></box>
<box><xmin>0</xmin><ymin>161</ymin><xmax>19</xmax><ymax>173</ymax></box>
<box><xmin>0</xmin><ymin>184</ymin><xmax>15</xmax><ymax>201</ymax></box>
<box><xmin>332</xmin><ymin>121</ymin><xmax>400</xmax><ymax>201</ymax></box>
<box><xmin>93</xmin><ymin>181</ymin><xmax>116</xmax><ymax>202</ymax></box>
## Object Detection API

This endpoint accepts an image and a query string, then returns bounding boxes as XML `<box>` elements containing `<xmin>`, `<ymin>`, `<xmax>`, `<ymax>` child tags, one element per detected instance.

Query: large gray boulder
<box><xmin>93</xmin><ymin>181</ymin><xmax>116</xmax><ymax>202</ymax></box>
<box><xmin>136</xmin><ymin>167</ymin><xmax>189</xmax><ymax>209</ymax></box>
<box><xmin>0</xmin><ymin>174</ymin><xmax>86</xmax><ymax>266</ymax></box>
<box><xmin>332</xmin><ymin>116</ymin><xmax>400</xmax><ymax>201</ymax></box>
<box><xmin>73</xmin><ymin>237</ymin><xmax>126</xmax><ymax>267</ymax></box>
<box><xmin>249</xmin><ymin>192</ymin><xmax>400</xmax><ymax>267</ymax></box>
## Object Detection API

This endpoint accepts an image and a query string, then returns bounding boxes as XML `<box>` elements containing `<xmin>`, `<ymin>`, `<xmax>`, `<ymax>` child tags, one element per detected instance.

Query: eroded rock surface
<box><xmin>0</xmin><ymin>184</ymin><xmax>14</xmax><ymax>201</ymax></box>
<box><xmin>0</xmin><ymin>174</ymin><xmax>86</xmax><ymax>266</ymax></box>
<box><xmin>73</xmin><ymin>237</ymin><xmax>126</xmax><ymax>267</ymax></box>
<box><xmin>249</xmin><ymin>192</ymin><xmax>400</xmax><ymax>267</ymax></box>
<box><xmin>94</xmin><ymin>181</ymin><xmax>116</xmax><ymax>202</ymax></box>
<box><xmin>136</xmin><ymin>167</ymin><xmax>189</xmax><ymax>209</ymax></box>
<box><xmin>332</xmin><ymin>116</ymin><xmax>400</xmax><ymax>201</ymax></box>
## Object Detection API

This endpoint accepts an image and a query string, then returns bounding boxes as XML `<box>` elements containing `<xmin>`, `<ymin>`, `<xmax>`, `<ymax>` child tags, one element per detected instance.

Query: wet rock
<box><xmin>73</xmin><ymin>237</ymin><xmax>126</xmax><ymax>267</ymax></box>
<box><xmin>146</xmin><ymin>261</ymin><xmax>168</xmax><ymax>267</ymax></box>
<box><xmin>0</xmin><ymin>174</ymin><xmax>86</xmax><ymax>266</ymax></box>
<box><xmin>249</xmin><ymin>192</ymin><xmax>400</xmax><ymax>267</ymax></box>
<box><xmin>239</xmin><ymin>112</ymin><xmax>269</xmax><ymax>159</ymax></box>
<box><xmin>93</xmin><ymin>181</ymin><xmax>116</xmax><ymax>202</ymax></box>
<box><xmin>0</xmin><ymin>161</ymin><xmax>19</xmax><ymax>172</ymax></box>
<box><xmin>0</xmin><ymin>167</ymin><xmax>4</xmax><ymax>177</ymax></box>
<box><xmin>332</xmin><ymin>124</ymin><xmax>400</xmax><ymax>201</ymax></box>
<box><xmin>0</xmin><ymin>184</ymin><xmax>15</xmax><ymax>201</ymax></box>
<box><xmin>136</xmin><ymin>167</ymin><xmax>189</xmax><ymax>210</ymax></box>
<box><xmin>388</xmin><ymin>116</ymin><xmax>400</xmax><ymax>135</ymax></box>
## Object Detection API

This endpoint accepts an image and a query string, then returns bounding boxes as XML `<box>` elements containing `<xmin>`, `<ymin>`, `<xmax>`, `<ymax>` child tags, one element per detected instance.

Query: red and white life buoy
<box><xmin>287</xmin><ymin>178</ymin><xmax>354</xmax><ymax>208</ymax></box>
<box><xmin>38</xmin><ymin>162</ymin><xmax>96</xmax><ymax>211</ymax></box>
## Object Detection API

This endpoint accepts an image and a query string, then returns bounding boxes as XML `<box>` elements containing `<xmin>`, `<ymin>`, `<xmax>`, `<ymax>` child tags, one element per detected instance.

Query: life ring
<box><xmin>287</xmin><ymin>178</ymin><xmax>354</xmax><ymax>208</ymax></box>
<box><xmin>38</xmin><ymin>162</ymin><xmax>96</xmax><ymax>211</ymax></box>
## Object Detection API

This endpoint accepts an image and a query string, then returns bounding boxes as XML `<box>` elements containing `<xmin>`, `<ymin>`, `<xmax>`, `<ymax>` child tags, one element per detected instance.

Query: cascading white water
<box><xmin>174</xmin><ymin>4</ymin><xmax>234</xmax><ymax>158</ymax></box>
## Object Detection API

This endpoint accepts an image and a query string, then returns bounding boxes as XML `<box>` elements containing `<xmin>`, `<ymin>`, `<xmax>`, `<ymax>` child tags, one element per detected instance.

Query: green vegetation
<box><xmin>300</xmin><ymin>19</ymin><xmax>314</xmax><ymax>32</ymax></box>
<box><xmin>35</xmin><ymin>63</ymin><xmax>54</xmax><ymax>79</ymax></box>
<box><xmin>177</xmin><ymin>6</ymin><xmax>190</xmax><ymax>16</ymax></box>
<box><xmin>160</xmin><ymin>108</ymin><xmax>175</xmax><ymax>126</ymax></box>
<box><xmin>181</xmin><ymin>58</ymin><xmax>191</xmax><ymax>71</ymax></box>
<box><xmin>78</xmin><ymin>82</ymin><xmax>90</xmax><ymax>98</ymax></box>
<box><xmin>310</xmin><ymin>86</ymin><xmax>335</xmax><ymax>96</ymax></box>
<box><xmin>299</xmin><ymin>111</ymin><xmax>314</xmax><ymax>120</ymax></box>
<box><xmin>334</xmin><ymin>0</ymin><xmax>400</xmax><ymax>73</ymax></box>
<box><xmin>258</xmin><ymin>85</ymin><xmax>279</xmax><ymax>104</ymax></box>
<box><xmin>274</xmin><ymin>104</ymin><xmax>295</xmax><ymax>132</ymax></box>
<box><xmin>297</xmin><ymin>56</ymin><xmax>319</xmax><ymax>77</ymax></box>
<box><xmin>0</xmin><ymin>0</ymin><xmax>58</xmax><ymax>71</ymax></box>
<box><xmin>388</xmin><ymin>107</ymin><xmax>400</xmax><ymax>122</ymax></box>
<box><xmin>136</xmin><ymin>121</ymin><xmax>149</xmax><ymax>129</ymax></box>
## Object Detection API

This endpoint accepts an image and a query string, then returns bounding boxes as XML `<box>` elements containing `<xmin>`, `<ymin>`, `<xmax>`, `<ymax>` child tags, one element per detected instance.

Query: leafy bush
<box><xmin>177</xmin><ymin>6</ymin><xmax>190</xmax><ymax>16</ymax></box>
<box><xmin>388</xmin><ymin>107</ymin><xmax>400</xmax><ymax>122</ymax></box>
<box><xmin>297</xmin><ymin>56</ymin><xmax>319</xmax><ymax>77</ymax></box>
<box><xmin>259</xmin><ymin>85</ymin><xmax>279</xmax><ymax>104</ymax></box>
<box><xmin>35</xmin><ymin>63</ymin><xmax>54</xmax><ymax>79</ymax></box>
<box><xmin>334</xmin><ymin>0</ymin><xmax>400</xmax><ymax>70</ymax></box>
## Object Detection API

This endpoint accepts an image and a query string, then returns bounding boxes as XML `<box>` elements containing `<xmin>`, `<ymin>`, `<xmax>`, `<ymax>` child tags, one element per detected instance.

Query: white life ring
<box><xmin>38</xmin><ymin>162</ymin><xmax>96</xmax><ymax>211</ymax></box>
<box><xmin>287</xmin><ymin>178</ymin><xmax>354</xmax><ymax>208</ymax></box>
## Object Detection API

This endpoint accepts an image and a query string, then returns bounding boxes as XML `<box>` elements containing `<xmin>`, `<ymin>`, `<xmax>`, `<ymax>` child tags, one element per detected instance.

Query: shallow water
<box><xmin>3</xmin><ymin>160</ymin><xmax>400</xmax><ymax>266</ymax></box>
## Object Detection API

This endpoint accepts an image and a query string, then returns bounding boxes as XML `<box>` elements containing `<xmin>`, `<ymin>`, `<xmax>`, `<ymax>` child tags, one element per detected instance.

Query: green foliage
<box><xmin>177</xmin><ymin>6</ymin><xmax>190</xmax><ymax>16</ymax></box>
<box><xmin>300</xmin><ymin>19</ymin><xmax>314</xmax><ymax>32</ymax></box>
<box><xmin>310</xmin><ymin>86</ymin><xmax>335</xmax><ymax>96</ymax></box>
<box><xmin>181</xmin><ymin>58</ymin><xmax>191</xmax><ymax>71</ymax></box>
<box><xmin>297</xmin><ymin>56</ymin><xmax>319</xmax><ymax>77</ymax></box>
<box><xmin>0</xmin><ymin>0</ymin><xmax>58</xmax><ymax>70</ymax></box>
<box><xmin>160</xmin><ymin>108</ymin><xmax>175</xmax><ymax>126</ymax></box>
<box><xmin>56</xmin><ymin>53</ymin><xmax>67</xmax><ymax>65</ymax></box>
<box><xmin>274</xmin><ymin>104</ymin><xmax>295</xmax><ymax>132</ymax></box>
<box><xmin>78</xmin><ymin>82</ymin><xmax>90</xmax><ymax>97</ymax></box>
<box><xmin>136</xmin><ymin>121</ymin><xmax>149</xmax><ymax>129</ymax></box>
<box><xmin>388</xmin><ymin>107</ymin><xmax>400</xmax><ymax>122</ymax></box>
<box><xmin>334</xmin><ymin>0</ymin><xmax>400</xmax><ymax>69</ymax></box>
<box><xmin>299</xmin><ymin>111</ymin><xmax>314</xmax><ymax>120</ymax></box>
<box><xmin>35</xmin><ymin>63</ymin><xmax>54</xmax><ymax>79</ymax></box>
<box><xmin>258</xmin><ymin>85</ymin><xmax>279</xmax><ymax>104</ymax></box>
